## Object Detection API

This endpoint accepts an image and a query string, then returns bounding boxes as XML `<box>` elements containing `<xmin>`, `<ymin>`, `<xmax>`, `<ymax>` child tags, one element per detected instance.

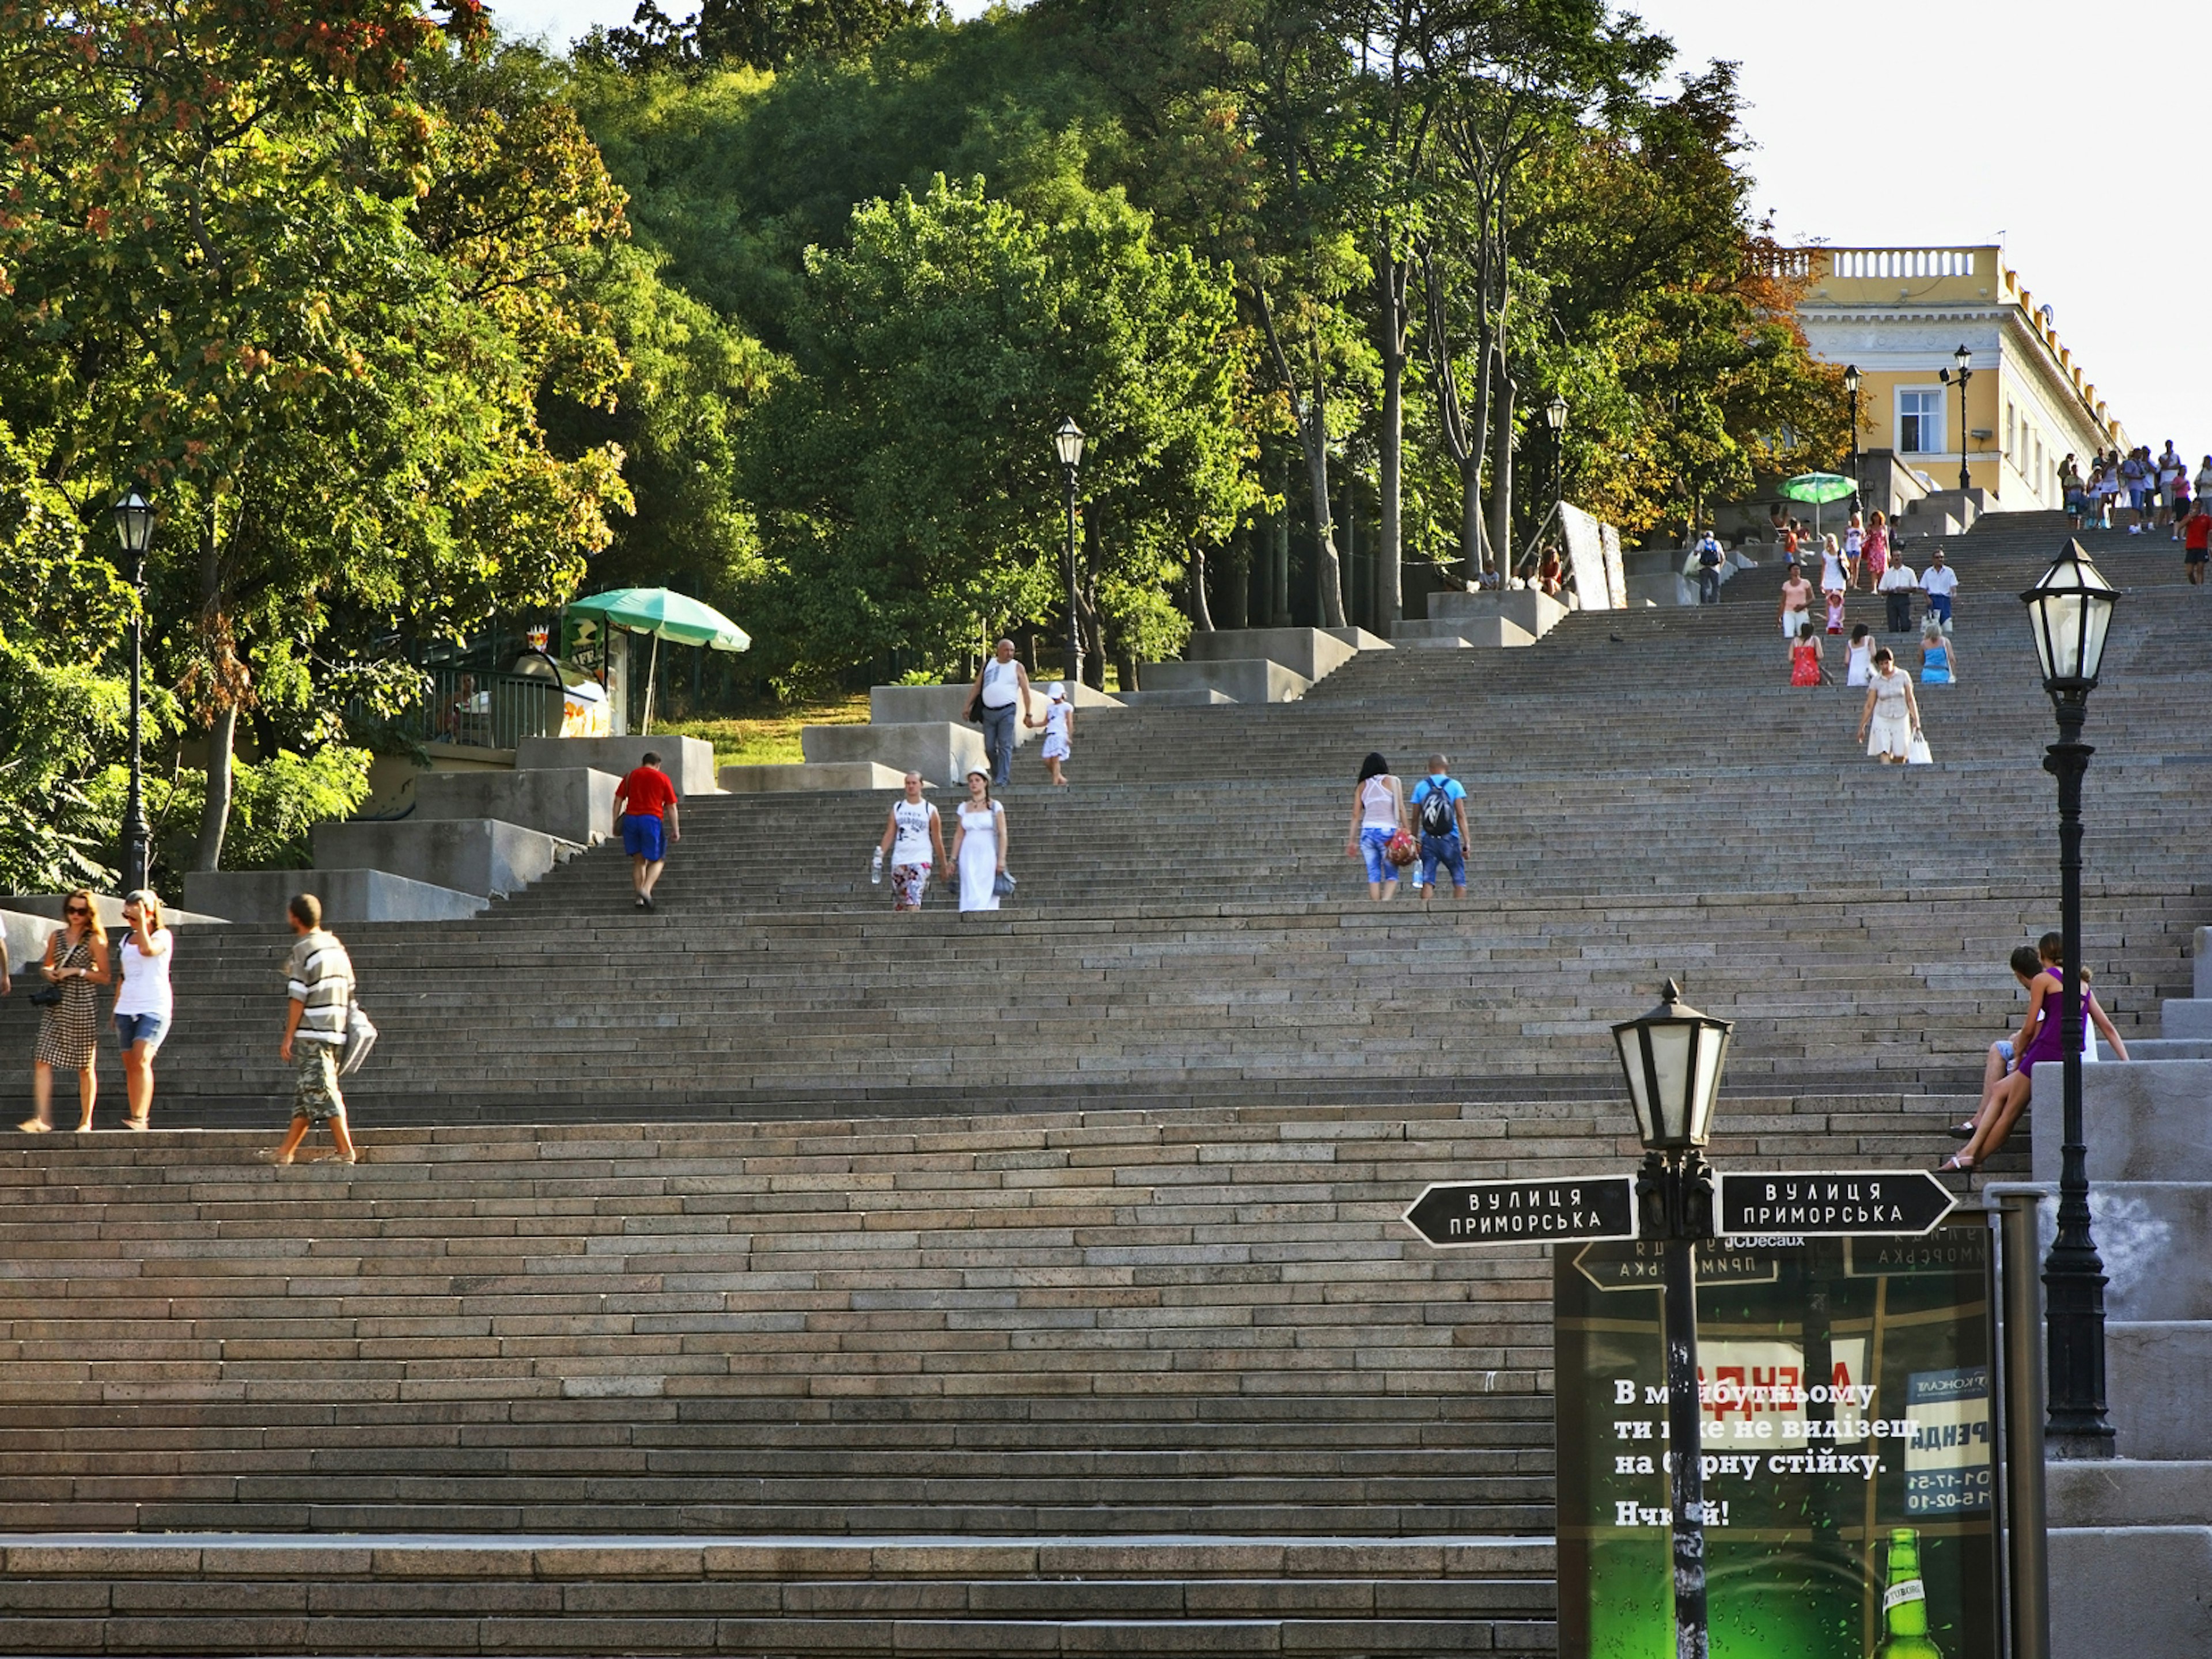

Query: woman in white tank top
<box><xmin>1343</xmin><ymin>752</ymin><xmax>1407</xmax><ymax>902</ymax></box>
<box><xmin>875</xmin><ymin>773</ymin><xmax>946</xmax><ymax>911</ymax></box>
<box><xmin>112</xmin><ymin>889</ymin><xmax>173</xmax><ymax>1130</ymax></box>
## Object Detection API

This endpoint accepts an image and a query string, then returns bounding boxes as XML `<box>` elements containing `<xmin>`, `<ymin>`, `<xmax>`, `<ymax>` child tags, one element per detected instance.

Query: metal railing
<box><xmin>394</xmin><ymin>666</ymin><xmax>566</xmax><ymax>752</ymax></box>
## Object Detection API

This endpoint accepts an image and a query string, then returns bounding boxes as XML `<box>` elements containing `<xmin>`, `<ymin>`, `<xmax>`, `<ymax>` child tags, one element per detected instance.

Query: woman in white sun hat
<box><xmin>1031</xmin><ymin>681</ymin><xmax>1075</xmax><ymax>785</ymax></box>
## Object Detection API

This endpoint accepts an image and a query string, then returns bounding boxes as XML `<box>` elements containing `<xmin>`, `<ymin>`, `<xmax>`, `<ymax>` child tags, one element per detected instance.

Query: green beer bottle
<box><xmin>1874</xmin><ymin>1528</ymin><xmax>1942</xmax><ymax>1659</ymax></box>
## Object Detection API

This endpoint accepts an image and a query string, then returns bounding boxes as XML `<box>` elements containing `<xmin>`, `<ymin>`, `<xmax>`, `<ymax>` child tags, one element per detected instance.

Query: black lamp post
<box><xmin>2021</xmin><ymin>539</ymin><xmax>2120</xmax><ymax>1460</ymax></box>
<box><xmin>1052</xmin><ymin>417</ymin><xmax>1086</xmax><ymax>688</ymax></box>
<box><xmin>1612</xmin><ymin>980</ymin><xmax>1734</xmax><ymax>1659</ymax></box>
<box><xmin>111</xmin><ymin>490</ymin><xmax>156</xmax><ymax>894</ymax></box>
<box><xmin>1938</xmin><ymin>344</ymin><xmax>1973</xmax><ymax>494</ymax></box>
<box><xmin>1543</xmin><ymin>393</ymin><xmax>1568</xmax><ymax>512</ymax></box>
<box><xmin>1843</xmin><ymin>365</ymin><xmax>1862</xmax><ymax>487</ymax></box>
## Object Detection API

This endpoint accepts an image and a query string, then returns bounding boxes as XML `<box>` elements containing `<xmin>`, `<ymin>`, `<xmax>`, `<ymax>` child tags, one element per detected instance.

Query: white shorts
<box><xmin>1868</xmin><ymin>712</ymin><xmax>1912</xmax><ymax>759</ymax></box>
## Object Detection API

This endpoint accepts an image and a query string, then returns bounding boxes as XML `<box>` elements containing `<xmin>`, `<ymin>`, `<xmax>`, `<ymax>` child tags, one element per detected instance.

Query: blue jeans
<box><xmin>1419</xmin><ymin>832</ymin><xmax>1466</xmax><ymax>890</ymax></box>
<box><xmin>980</xmin><ymin>704</ymin><xmax>1017</xmax><ymax>785</ymax></box>
<box><xmin>1359</xmin><ymin>827</ymin><xmax>1398</xmax><ymax>885</ymax></box>
<box><xmin>1698</xmin><ymin>565</ymin><xmax>1721</xmax><ymax>604</ymax></box>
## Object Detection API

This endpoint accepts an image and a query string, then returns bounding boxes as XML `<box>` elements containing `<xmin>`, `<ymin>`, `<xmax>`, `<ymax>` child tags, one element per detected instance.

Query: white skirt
<box><xmin>1867</xmin><ymin>711</ymin><xmax>1912</xmax><ymax>759</ymax></box>
<box><xmin>1041</xmin><ymin>732</ymin><xmax>1070</xmax><ymax>761</ymax></box>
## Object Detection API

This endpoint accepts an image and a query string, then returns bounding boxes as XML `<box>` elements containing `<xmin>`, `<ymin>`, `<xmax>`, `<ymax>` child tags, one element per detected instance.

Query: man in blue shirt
<box><xmin>1407</xmin><ymin>755</ymin><xmax>1470</xmax><ymax>906</ymax></box>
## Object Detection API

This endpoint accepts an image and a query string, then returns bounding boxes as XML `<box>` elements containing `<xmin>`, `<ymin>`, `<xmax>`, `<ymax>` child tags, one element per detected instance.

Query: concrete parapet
<box><xmin>1427</xmin><ymin>589</ymin><xmax>1568</xmax><ymax>639</ymax></box>
<box><xmin>801</xmin><ymin>721</ymin><xmax>987</xmax><ymax>786</ymax></box>
<box><xmin>1185</xmin><ymin>626</ymin><xmax>1357</xmax><ymax>683</ymax></box>
<box><xmin>514</xmin><ymin>735</ymin><xmax>718</xmax><ymax>796</ymax></box>
<box><xmin>1137</xmin><ymin>658</ymin><xmax>1312</xmax><ymax>704</ymax></box>
<box><xmin>2195</xmin><ymin>927</ymin><xmax>2212</xmax><ymax>997</ymax></box>
<box><xmin>0</xmin><ymin>893</ymin><xmax>229</xmax><ymax>929</ymax></box>
<box><xmin>183</xmin><ymin>868</ymin><xmax>486</xmax><ymax>925</ymax></box>
<box><xmin>1103</xmin><ymin>689</ymin><xmax>1235</xmax><ymax>708</ymax></box>
<box><xmin>1317</xmin><ymin>625</ymin><xmax>1393</xmax><ymax>653</ymax></box>
<box><xmin>2050</xmin><ymin>1525</ymin><xmax>2212</xmax><ymax>1659</ymax></box>
<box><xmin>869</xmin><ymin>681</ymin><xmax>1119</xmax><ymax>743</ymax></box>
<box><xmin>2033</xmin><ymin>1060</ymin><xmax>2212</xmax><ymax>1185</ymax></box>
<box><xmin>719</xmin><ymin>762</ymin><xmax>908</xmax><ymax>793</ymax></box>
<box><xmin>412</xmin><ymin>767</ymin><xmax>619</xmax><ymax>846</ymax></box>
<box><xmin>2164</xmin><ymin>997</ymin><xmax>2212</xmax><ymax>1039</ymax></box>
<box><xmin>312</xmin><ymin>817</ymin><xmax>573</xmax><ymax>900</ymax></box>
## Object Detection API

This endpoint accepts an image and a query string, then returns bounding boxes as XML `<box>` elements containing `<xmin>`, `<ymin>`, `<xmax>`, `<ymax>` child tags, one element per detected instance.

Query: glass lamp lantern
<box><xmin>112</xmin><ymin>490</ymin><xmax>155</xmax><ymax>558</ymax></box>
<box><xmin>1052</xmin><ymin>416</ymin><xmax>1085</xmax><ymax>471</ymax></box>
<box><xmin>1612</xmin><ymin>981</ymin><xmax>1733</xmax><ymax>1152</ymax></box>
<box><xmin>2021</xmin><ymin>539</ymin><xmax>2118</xmax><ymax>694</ymax></box>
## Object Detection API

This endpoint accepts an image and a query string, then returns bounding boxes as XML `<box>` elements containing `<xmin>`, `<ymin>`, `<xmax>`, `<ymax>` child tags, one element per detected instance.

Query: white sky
<box><xmin>490</xmin><ymin>0</ymin><xmax>2205</xmax><ymax>449</ymax></box>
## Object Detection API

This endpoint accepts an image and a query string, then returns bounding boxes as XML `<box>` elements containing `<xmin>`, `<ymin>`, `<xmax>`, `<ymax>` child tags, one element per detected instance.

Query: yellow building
<box><xmin>1784</xmin><ymin>245</ymin><xmax>2126</xmax><ymax>507</ymax></box>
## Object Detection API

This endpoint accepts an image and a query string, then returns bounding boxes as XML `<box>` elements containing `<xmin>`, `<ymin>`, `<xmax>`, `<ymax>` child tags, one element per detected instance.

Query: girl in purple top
<box><xmin>1947</xmin><ymin>943</ymin><xmax>2128</xmax><ymax>1171</ymax></box>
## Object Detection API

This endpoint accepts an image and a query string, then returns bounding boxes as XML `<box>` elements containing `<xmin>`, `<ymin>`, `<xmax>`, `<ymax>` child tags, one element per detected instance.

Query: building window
<box><xmin>1899</xmin><ymin>390</ymin><xmax>1946</xmax><ymax>453</ymax></box>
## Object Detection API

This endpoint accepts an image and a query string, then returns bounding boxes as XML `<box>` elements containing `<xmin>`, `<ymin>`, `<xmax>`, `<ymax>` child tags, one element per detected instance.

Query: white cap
<box><xmin>1048</xmin><ymin>681</ymin><xmax>1066</xmax><ymax>699</ymax></box>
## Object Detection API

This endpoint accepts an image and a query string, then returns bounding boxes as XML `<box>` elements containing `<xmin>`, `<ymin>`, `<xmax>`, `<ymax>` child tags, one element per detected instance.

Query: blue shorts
<box><xmin>115</xmin><ymin>1012</ymin><xmax>168</xmax><ymax>1053</ymax></box>
<box><xmin>1419</xmin><ymin>832</ymin><xmax>1467</xmax><ymax>890</ymax></box>
<box><xmin>1359</xmin><ymin>826</ymin><xmax>1398</xmax><ymax>884</ymax></box>
<box><xmin>620</xmin><ymin>812</ymin><xmax>666</xmax><ymax>861</ymax></box>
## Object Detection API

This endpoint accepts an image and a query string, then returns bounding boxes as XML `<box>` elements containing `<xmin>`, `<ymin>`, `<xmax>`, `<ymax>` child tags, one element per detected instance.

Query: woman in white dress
<box><xmin>952</xmin><ymin>767</ymin><xmax>1009</xmax><ymax>911</ymax></box>
<box><xmin>1854</xmin><ymin>647</ymin><xmax>1921</xmax><ymax>764</ymax></box>
<box><xmin>1031</xmin><ymin>681</ymin><xmax>1074</xmax><ymax>786</ymax></box>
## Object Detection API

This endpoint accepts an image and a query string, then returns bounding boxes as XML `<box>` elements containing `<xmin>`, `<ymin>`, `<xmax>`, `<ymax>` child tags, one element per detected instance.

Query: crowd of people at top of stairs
<box><xmin>8</xmin><ymin>888</ymin><xmax>362</xmax><ymax>1162</ymax></box>
<box><xmin>1939</xmin><ymin>932</ymin><xmax>2131</xmax><ymax>1176</ymax></box>
<box><xmin>1769</xmin><ymin>512</ymin><xmax>1957</xmax><ymax>764</ymax></box>
<box><xmin>2061</xmin><ymin>442</ymin><xmax>2211</xmax><ymax>546</ymax></box>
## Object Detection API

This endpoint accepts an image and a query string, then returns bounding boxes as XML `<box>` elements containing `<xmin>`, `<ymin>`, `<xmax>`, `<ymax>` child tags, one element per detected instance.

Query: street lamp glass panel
<box><xmin>1052</xmin><ymin>417</ymin><xmax>1085</xmax><ymax>470</ymax></box>
<box><xmin>112</xmin><ymin>490</ymin><xmax>154</xmax><ymax>556</ymax></box>
<box><xmin>1611</xmin><ymin>982</ymin><xmax>1733</xmax><ymax>1152</ymax></box>
<box><xmin>2021</xmin><ymin>541</ymin><xmax>2118</xmax><ymax>688</ymax></box>
<box><xmin>1543</xmin><ymin>394</ymin><xmax>1567</xmax><ymax>432</ymax></box>
<box><xmin>1843</xmin><ymin>365</ymin><xmax>1861</xmax><ymax>394</ymax></box>
<box><xmin>1953</xmin><ymin>344</ymin><xmax>1972</xmax><ymax>375</ymax></box>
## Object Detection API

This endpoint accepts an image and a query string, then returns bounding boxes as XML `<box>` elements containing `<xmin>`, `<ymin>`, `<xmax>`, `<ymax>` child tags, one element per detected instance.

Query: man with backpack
<box><xmin>1408</xmin><ymin>756</ymin><xmax>1471</xmax><ymax>907</ymax></box>
<box><xmin>1694</xmin><ymin>528</ymin><xmax>1725</xmax><ymax>604</ymax></box>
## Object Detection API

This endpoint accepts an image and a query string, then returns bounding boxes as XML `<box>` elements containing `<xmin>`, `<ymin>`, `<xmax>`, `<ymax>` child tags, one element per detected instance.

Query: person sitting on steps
<box><xmin>1945</xmin><ymin>934</ymin><xmax>2128</xmax><ymax>1171</ymax></box>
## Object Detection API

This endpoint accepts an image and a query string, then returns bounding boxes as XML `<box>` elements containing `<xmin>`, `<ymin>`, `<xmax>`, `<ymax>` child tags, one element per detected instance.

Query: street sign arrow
<box><xmin>1404</xmin><ymin>1175</ymin><xmax>1638</xmax><ymax>1248</ymax></box>
<box><xmin>1716</xmin><ymin>1170</ymin><xmax>1956</xmax><ymax>1238</ymax></box>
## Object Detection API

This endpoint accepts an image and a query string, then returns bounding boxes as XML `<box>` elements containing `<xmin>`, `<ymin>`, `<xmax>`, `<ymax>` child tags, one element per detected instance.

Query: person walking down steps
<box><xmin>963</xmin><ymin>639</ymin><xmax>1034</xmax><ymax>789</ymax></box>
<box><xmin>874</xmin><ymin>772</ymin><xmax>947</xmax><ymax>912</ymax></box>
<box><xmin>21</xmin><ymin>889</ymin><xmax>108</xmax><ymax>1133</ymax></box>
<box><xmin>272</xmin><ymin>894</ymin><xmax>357</xmax><ymax>1167</ymax></box>
<box><xmin>1031</xmin><ymin>682</ymin><xmax>1074</xmax><ymax>786</ymax></box>
<box><xmin>1856</xmin><ymin>647</ymin><xmax>1922</xmax><ymax>764</ymax></box>
<box><xmin>952</xmin><ymin>768</ymin><xmax>1010</xmax><ymax>912</ymax></box>
<box><xmin>613</xmin><ymin>751</ymin><xmax>681</xmax><ymax>911</ymax></box>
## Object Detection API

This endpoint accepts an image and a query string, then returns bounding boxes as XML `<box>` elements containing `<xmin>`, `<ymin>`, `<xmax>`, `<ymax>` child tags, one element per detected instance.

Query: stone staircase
<box><xmin>0</xmin><ymin>511</ymin><xmax>2204</xmax><ymax>1654</ymax></box>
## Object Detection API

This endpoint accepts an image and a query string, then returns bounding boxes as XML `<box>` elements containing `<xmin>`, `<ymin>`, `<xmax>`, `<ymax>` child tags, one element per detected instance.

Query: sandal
<box><xmin>124</xmin><ymin>1116</ymin><xmax>149</xmax><ymax>1132</ymax></box>
<box><xmin>1937</xmin><ymin>1153</ymin><xmax>1975</xmax><ymax>1173</ymax></box>
<box><xmin>1947</xmin><ymin>1122</ymin><xmax>1976</xmax><ymax>1139</ymax></box>
<box><xmin>17</xmin><ymin>1119</ymin><xmax>50</xmax><ymax>1134</ymax></box>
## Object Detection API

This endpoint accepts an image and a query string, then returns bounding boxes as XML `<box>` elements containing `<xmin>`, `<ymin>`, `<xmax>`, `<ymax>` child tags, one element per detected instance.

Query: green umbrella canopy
<box><xmin>1779</xmin><ymin>472</ymin><xmax>1857</xmax><ymax>506</ymax></box>
<box><xmin>565</xmin><ymin>588</ymin><xmax>751</xmax><ymax>652</ymax></box>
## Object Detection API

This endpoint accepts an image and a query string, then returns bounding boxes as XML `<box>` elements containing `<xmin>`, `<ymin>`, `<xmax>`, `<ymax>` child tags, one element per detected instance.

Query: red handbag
<box><xmin>1384</xmin><ymin>829</ymin><xmax>1419</xmax><ymax>868</ymax></box>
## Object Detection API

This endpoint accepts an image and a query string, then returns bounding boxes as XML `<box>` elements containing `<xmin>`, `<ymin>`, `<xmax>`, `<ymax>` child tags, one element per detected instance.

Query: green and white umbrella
<box><xmin>1778</xmin><ymin>472</ymin><xmax>1857</xmax><ymax>541</ymax></box>
<box><xmin>565</xmin><ymin>588</ymin><xmax>751</xmax><ymax>733</ymax></box>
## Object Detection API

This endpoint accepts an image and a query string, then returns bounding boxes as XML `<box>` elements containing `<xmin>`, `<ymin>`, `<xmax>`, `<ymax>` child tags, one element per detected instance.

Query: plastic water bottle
<box><xmin>869</xmin><ymin>849</ymin><xmax>883</xmax><ymax>885</ymax></box>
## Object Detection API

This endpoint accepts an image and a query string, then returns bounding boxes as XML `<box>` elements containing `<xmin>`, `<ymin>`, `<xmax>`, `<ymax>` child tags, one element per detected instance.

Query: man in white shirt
<box><xmin>961</xmin><ymin>638</ymin><xmax>1035</xmax><ymax>788</ymax></box>
<box><xmin>1919</xmin><ymin>548</ymin><xmax>1958</xmax><ymax>634</ymax></box>
<box><xmin>1879</xmin><ymin>551</ymin><xmax>1918</xmax><ymax>634</ymax></box>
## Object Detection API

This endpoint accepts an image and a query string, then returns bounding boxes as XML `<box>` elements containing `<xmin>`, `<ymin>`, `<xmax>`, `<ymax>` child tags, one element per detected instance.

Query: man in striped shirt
<box><xmin>273</xmin><ymin>893</ymin><xmax>357</xmax><ymax>1165</ymax></box>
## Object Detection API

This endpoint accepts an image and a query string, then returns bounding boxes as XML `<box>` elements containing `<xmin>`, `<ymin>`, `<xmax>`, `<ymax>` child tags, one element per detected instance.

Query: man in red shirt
<box><xmin>612</xmin><ymin>752</ymin><xmax>681</xmax><ymax>911</ymax></box>
<box><xmin>2185</xmin><ymin>500</ymin><xmax>2211</xmax><ymax>586</ymax></box>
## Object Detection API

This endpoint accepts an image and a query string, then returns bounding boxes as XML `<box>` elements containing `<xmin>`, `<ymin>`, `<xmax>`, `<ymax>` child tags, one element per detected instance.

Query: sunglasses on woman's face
<box><xmin>64</xmin><ymin>905</ymin><xmax>90</xmax><ymax>916</ymax></box>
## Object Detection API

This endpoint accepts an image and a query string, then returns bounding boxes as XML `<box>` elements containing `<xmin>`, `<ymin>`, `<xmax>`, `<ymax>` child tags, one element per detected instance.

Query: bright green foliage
<box><xmin>738</xmin><ymin>173</ymin><xmax>1252</xmax><ymax>687</ymax></box>
<box><xmin>578</xmin><ymin>0</ymin><xmax>948</xmax><ymax>74</ymax></box>
<box><xmin>85</xmin><ymin>747</ymin><xmax>373</xmax><ymax>891</ymax></box>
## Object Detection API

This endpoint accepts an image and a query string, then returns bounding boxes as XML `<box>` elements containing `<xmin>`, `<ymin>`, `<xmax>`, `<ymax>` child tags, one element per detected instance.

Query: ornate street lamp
<box><xmin>1543</xmin><ymin>393</ymin><xmax>1568</xmax><ymax>511</ymax></box>
<box><xmin>1612</xmin><ymin>980</ymin><xmax>1734</xmax><ymax>1659</ymax></box>
<box><xmin>1843</xmin><ymin>365</ymin><xmax>1862</xmax><ymax>488</ymax></box>
<box><xmin>2020</xmin><ymin>540</ymin><xmax>2119</xmax><ymax>1459</ymax></box>
<box><xmin>111</xmin><ymin>490</ymin><xmax>156</xmax><ymax>893</ymax></box>
<box><xmin>1052</xmin><ymin>418</ymin><xmax>1086</xmax><ymax>688</ymax></box>
<box><xmin>1938</xmin><ymin>344</ymin><xmax>1973</xmax><ymax>494</ymax></box>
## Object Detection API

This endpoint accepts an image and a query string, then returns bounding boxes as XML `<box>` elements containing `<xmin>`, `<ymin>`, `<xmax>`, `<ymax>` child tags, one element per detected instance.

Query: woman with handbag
<box><xmin>22</xmin><ymin>889</ymin><xmax>110</xmax><ymax>1132</ymax></box>
<box><xmin>952</xmin><ymin>767</ymin><xmax>1010</xmax><ymax>912</ymax></box>
<box><xmin>1854</xmin><ymin>648</ymin><xmax>1922</xmax><ymax>766</ymax></box>
<box><xmin>1344</xmin><ymin>752</ymin><xmax>1408</xmax><ymax>902</ymax></box>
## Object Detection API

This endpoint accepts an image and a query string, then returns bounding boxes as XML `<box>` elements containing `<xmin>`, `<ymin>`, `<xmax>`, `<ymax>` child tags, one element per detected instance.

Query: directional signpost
<box><xmin>1716</xmin><ymin>1169</ymin><xmax>1955</xmax><ymax>1239</ymax></box>
<box><xmin>1403</xmin><ymin>1175</ymin><xmax>1637</xmax><ymax>1247</ymax></box>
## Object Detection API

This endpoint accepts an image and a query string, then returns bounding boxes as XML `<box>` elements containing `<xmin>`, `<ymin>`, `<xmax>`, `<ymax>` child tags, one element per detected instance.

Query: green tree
<box><xmin>740</xmin><ymin>172</ymin><xmax>1251</xmax><ymax>687</ymax></box>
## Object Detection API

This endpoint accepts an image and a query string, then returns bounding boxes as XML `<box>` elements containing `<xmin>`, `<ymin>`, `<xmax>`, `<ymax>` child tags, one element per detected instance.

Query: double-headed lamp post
<box><xmin>1052</xmin><ymin>417</ymin><xmax>1086</xmax><ymax>688</ymax></box>
<box><xmin>1843</xmin><ymin>365</ymin><xmax>1862</xmax><ymax>487</ymax></box>
<box><xmin>111</xmin><ymin>490</ymin><xmax>156</xmax><ymax>894</ymax></box>
<box><xmin>1938</xmin><ymin>344</ymin><xmax>1973</xmax><ymax>494</ymax></box>
<box><xmin>2021</xmin><ymin>540</ymin><xmax>2120</xmax><ymax>1459</ymax></box>
<box><xmin>1612</xmin><ymin>982</ymin><xmax>1734</xmax><ymax>1659</ymax></box>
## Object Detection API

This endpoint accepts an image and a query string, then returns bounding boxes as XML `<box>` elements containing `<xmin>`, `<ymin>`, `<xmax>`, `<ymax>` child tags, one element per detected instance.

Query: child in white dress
<box><xmin>1031</xmin><ymin>681</ymin><xmax>1074</xmax><ymax>785</ymax></box>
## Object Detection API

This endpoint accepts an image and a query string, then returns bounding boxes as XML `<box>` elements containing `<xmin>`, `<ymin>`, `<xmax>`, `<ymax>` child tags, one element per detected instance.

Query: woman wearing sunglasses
<box><xmin>23</xmin><ymin>889</ymin><xmax>110</xmax><ymax>1132</ymax></box>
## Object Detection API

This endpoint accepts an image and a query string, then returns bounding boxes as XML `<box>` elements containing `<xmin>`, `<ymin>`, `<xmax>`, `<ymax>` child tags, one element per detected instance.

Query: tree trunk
<box><xmin>1461</xmin><ymin>455</ymin><xmax>1485</xmax><ymax>578</ymax></box>
<box><xmin>1190</xmin><ymin>544</ymin><xmax>1214</xmax><ymax>632</ymax></box>
<box><xmin>1271</xmin><ymin>453</ymin><xmax>1292</xmax><ymax>624</ymax></box>
<box><xmin>1489</xmin><ymin>364</ymin><xmax>1517</xmax><ymax>581</ymax></box>
<box><xmin>1374</xmin><ymin>250</ymin><xmax>1407</xmax><ymax>628</ymax></box>
<box><xmin>193</xmin><ymin>705</ymin><xmax>236</xmax><ymax>872</ymax></box>
<box><xmin>1251</xmin><ymin>288</ymin><xmax>1347</xmax><ymax>628</ymax></box>
<box><xmin>1225</xmin><ymin>527</ymin><xmax>1251</xmax><ymax>630</ymax></box>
